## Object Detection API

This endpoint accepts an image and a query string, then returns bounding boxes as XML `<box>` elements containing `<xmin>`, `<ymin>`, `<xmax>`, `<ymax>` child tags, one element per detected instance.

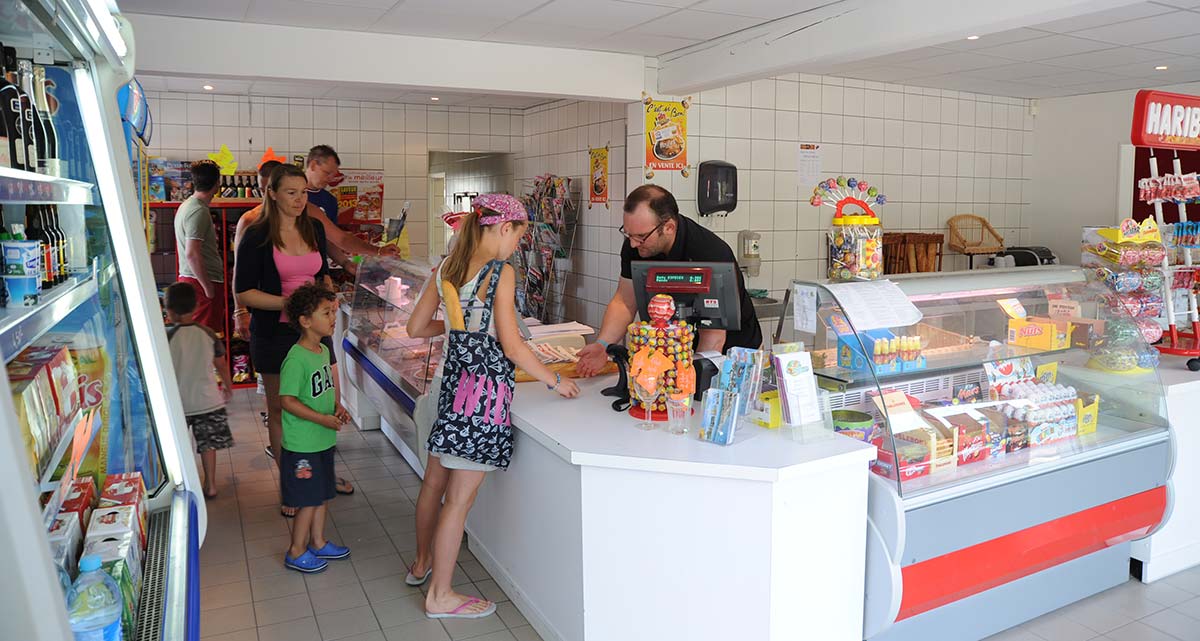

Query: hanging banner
<box><xmin>589</xmin><ymin>146</ymin><xmax>609</xmax><ymax>207</ymax></box>
<box><xmin>329</xmin><ymin>169</ymin><xmax>384</xmax><ymax>225</ymax></box>
<box><xmin>644</xmin><ymin>95</ymin><xmax>689</xmax><ymax>172</ymax></box>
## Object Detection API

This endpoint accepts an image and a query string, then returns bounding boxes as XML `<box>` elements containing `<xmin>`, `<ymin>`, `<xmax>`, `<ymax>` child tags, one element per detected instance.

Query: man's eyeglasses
<box><xmin>619</xmin><ymin>219</ymin><xmax>668</xmax><ymax>244</ymax></box>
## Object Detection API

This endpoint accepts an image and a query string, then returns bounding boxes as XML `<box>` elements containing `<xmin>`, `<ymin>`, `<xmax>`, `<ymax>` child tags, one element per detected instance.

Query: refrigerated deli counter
<box><xmin>776</xmin><ymin>266</ymin><xmax>1173</xmax><ymax>641</ymax></box>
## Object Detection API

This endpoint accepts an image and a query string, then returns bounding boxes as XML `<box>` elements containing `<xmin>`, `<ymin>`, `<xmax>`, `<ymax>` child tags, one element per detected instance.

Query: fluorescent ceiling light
<box><xmin>84</xmin><ymin>0</ymin><xmax>127</xmax><ymax>57</ymax></box>
<box><xmin>966</xmin><ymin>35</ymin><xmax>980</xmax><ymax>40</ymax></box>
<box><xmin>430</xmin><ymin>96</ymin><xmax>440</xmax><ymax>101</ymax></box>
<box><xmin>203</xmin><ymin>84</ymin><xmax>214</xmax><ymax>90</ymax></box>
<box><xmin>1156</xmin><ymin>65</ymin><xmax>1169</xmax><ymax>70</ymax></box>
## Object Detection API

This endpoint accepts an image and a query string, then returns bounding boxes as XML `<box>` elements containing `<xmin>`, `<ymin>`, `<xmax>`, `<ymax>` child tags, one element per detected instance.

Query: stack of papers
<box><xmin>526</xmin><ymin>322</ymin><xmax>595</xmax><ymax>339</ymax></box>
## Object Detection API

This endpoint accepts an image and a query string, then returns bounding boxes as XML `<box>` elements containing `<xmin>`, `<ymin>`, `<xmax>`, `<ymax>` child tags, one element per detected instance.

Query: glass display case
<box><xmin>776</xmin><ymin>266</ymin><xmax>1169</xmax><ymax>500</ymax></box>
<box><xmin>345</xmin><ymin>255</ymin><xmax>443</xmax><ymax>401</ymax></box>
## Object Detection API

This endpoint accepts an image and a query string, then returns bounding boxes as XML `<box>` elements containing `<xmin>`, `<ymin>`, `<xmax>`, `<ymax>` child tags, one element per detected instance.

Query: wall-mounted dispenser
<box><xmin>697</xmin><ymin>160</ymin><xmax>737</xmax><ymax>216</ymax></box>
<box><xmin>738</xmin><ymin>230</ymin><xmax>761</xmax><ymax>277</ymax></box>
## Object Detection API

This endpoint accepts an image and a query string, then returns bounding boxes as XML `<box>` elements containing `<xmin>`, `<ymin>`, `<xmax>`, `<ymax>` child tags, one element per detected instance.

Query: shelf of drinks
<box><xmin>0</xmin><ymin>166</ymin><xmax>94</xmax><ymax>205</ymax></box>
<box><xmin>0</xmin><ymin>263</ymin><xmax>110</xmax><ymax>363</ymax></box>
<box><xmin>147</xmin><ymin>199</ymin><xmax>262</xmax><ymax>208</ymax></box>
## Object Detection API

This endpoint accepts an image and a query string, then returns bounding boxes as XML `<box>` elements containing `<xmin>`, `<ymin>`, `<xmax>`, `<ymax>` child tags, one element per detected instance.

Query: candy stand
<box><xmin>1130</xmin><ymin>90</ymin><xmax>1200</xmax><ymax>369</ymax></box>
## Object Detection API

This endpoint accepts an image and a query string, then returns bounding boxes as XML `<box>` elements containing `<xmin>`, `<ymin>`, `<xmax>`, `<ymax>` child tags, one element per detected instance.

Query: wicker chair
<box><xmin>947</xmin><ymin>214</ymin><xmax>1005</xmax><ymax>269</ymax></box>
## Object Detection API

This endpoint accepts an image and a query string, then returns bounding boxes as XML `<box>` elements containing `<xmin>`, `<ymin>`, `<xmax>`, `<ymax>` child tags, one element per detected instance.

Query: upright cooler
<box><xmin>0</xmin><ymin>2</ymin><xmax>204</xmax><ymax>641</ymax></box>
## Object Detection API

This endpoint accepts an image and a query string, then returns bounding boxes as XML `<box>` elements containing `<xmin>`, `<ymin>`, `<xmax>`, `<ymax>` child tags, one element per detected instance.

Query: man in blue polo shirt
<box><xmin>303</xmin><ymin>145</ymin><xmax>391</xmax><ymax>269</ymax></box>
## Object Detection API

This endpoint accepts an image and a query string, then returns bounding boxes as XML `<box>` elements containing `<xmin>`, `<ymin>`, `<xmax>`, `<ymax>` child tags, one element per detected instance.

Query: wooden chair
<box><xmin>947</xmin><ymin>214</ymin><xmax>1004</xmax><ymax>269</ymax></box>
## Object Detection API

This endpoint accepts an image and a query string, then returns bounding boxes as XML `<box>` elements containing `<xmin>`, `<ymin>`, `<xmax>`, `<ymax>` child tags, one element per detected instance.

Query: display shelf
<box><xmin>0</xmin><ymin>165</ymin><xmax>95</xmax><ymax>205</ymax></box>
<box><xmin>147</xmin><ymin>199</ymin><xmax>261</xmax><ymax>208</ymax></box>
<box><xmin>38</xmin><ymin>410</ymin><xmax>101</xmax><ymax>529</ymax></box>
<box><xmin>36</xmin><ymin>407</ymin><xmax>84</xmax><ymax>491</ymax></box>
<box><xmin>0</xmin><ymin>269</ymin><xmax>99</xmax><ymax>363</ymax></box>
<box><xmin>814</xmin><ymin>344</ymin><xmax>1076</xmax><ymax>390</ymax></box>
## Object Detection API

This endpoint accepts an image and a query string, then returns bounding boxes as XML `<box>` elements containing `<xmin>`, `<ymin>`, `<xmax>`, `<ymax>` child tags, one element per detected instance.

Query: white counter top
<box><xmin>1157</xmin><ymin>355</ymin><xmax>1200</xmax><ymax>391</ymax></box>
<box><xmin>509</xmin><ymin>376</ymin><xmax>876</xmax><ymax>482</ymax></box>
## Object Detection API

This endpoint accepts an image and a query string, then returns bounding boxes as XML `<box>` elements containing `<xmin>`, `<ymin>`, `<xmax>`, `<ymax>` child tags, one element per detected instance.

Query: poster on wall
<box><xmin>589</xmin><ymin>146</ymin><xmax>609</xmax><ymax>207</ymax></box>
<box><xmin>329</xmin><ymin>169</ymin><xmax>385</xmax><ymax>225</ymax></box>
<box><xmin>798</xmin><ymin>143</ymin><xmax>822</xmax><ymax>192</ymax></box>
<box><xmin>644</xmin><ymin>94</ymin><xmax>690</xmax><ymax>176</ymax></box>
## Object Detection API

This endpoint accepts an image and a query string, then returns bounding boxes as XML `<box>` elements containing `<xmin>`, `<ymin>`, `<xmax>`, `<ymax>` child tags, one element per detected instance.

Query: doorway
<box><xmin>427</xmin><ymin>151</ymin><xmax>516</xmax><ymax>260</ymax></box>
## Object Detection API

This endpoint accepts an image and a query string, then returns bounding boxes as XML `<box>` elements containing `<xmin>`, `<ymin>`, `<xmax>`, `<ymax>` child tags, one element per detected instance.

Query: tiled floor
<box><xmin>198</xmin><ymin>389</ymin><xmax>543</xmax><ymax>641</ymax></box>
<box><xmin>201</xmin><ymin>389</ymin><xmax>1200</xmax><ymax>641</ymax></box>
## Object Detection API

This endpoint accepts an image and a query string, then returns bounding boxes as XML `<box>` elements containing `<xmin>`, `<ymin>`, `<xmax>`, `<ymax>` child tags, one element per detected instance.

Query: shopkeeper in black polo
<box><xmin>576</xmin><ymin>184</ymin><xmax>762</xmax><ymax>377</ymax></box>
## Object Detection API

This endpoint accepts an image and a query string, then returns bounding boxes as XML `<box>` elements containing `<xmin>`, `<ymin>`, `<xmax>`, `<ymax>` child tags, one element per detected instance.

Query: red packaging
<box><xmin>100</xmin><ymin>472</ymin><xmax>146</xmax><ymax>548</ymax></box>
<box><xmin>944</xmin><ymin>412</ymin><xmax>989</xmax><ymax>466</ymax></box>
<box><xmin>20</xmin><ymin>344</ymin><xmax>81</xmax><ymax>423</ymax></box>
<box><xmin>7</xmin><ymin>360</ymin><xmax>58</xmax><ymax>446</ymax></box>
<box><xmin>60</xmin><ymin>477</ymin><xmax>97</xmax><ymax>533</ymax></box>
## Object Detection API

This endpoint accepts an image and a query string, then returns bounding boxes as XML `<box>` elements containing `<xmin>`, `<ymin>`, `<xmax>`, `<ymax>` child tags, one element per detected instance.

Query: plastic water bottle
<box><xmin>67</xmin><ymin>555</ymin><xmax>123</xmax><ymax>641</ymax></box>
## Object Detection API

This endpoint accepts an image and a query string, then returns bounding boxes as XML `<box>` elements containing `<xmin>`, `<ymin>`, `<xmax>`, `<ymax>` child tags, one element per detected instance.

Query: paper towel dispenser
<box><xmin>697</xmin><ymin>160</ymin><xmax>737</xmax><ymax>216</ymax></box>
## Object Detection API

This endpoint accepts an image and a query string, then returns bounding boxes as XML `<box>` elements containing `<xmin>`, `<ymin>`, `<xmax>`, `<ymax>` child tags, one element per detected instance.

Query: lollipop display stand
<box><xmin>626</xmin><ymin>294</ymin><xmax>696</xmax><ymax>421</ymax></box>
<box><xmin>809</xmin><ymin>175</ymin><xmax>888</xmax><ymax>282</ymax></box>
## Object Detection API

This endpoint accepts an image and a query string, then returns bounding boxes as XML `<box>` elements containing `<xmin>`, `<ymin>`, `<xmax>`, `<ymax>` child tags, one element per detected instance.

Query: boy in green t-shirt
<box><xmin>278</xmin><ymin>284</ymin><xmax>351</xmax><ymax>574</ymax></box>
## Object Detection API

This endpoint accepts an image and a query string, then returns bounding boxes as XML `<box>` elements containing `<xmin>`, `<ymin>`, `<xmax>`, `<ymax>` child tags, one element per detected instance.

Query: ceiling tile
<box><xmin>371</xmin><ymin>9</ymin><xmax>509</xmax><ymax>39</ymax></box>
<box><xmin>248</xmin><ymin>81</ymin><xmax>323</xmax><ymax>98</ymax></box>
<box><xmin>1021</xmin><ymin>69</ymin><xmax>1127</xmax><ymax>86</ymax></box>
<box><xmin>166</xmin><ymin>77</ymin><xmax>254</xmax><ymax>93</ymax></box>
<box><xmin>901</xmin><ymin>52</ymin><xmax>1016</xmax><ymax>75</ymax></box>
<box><xmin>136</xmin><ymin>75</ymin><xmax>169</xmax><ymax>91</ymax></box>
<box><xmin>629</xmin><ymin>9</ymin><xmax>766</xmax><ymax>39</ymax></box>
<box><xmin>120</xmin><ymin>1</ymin><xmax>252</xmax><ymax>21</ymax></box>
<box><xmin>1059</xmin><ymin>78</ymin><xmax>1161</xmax><ymax>95</ymax></box>
<box><xmin>519</xmin><ymin>0</ymin><xmax>675</xmax><ymax>31</ymax></box>
<box><xmin>835</xmin><ymin>65</ymin><xmax>941</xmax><ymax>83</ymax></box>
<box><xmin>590</xmin><ymin>31</ymin><xmax>702</xmax><ymax>55</ymax></box>
<box><xmin>328</xmin><ymin>84</ymin><xmax>405</xmax><ymax>101</ymax></box>
<box><xmin>1070</xmin><ymin>9</ymin><xmax>1200</xmax><ymax>46</ymax></box>
<box><xmin>381</xmin><ymin>0</ymin><xmax>546</xmax><ymax>19</ymax></box>
<box><xmin>1139</xmin><ymin>32</ymin><xmax>1200</xmax><ymax>55</ymax></box>
<box><xmin>936</xmin><ymin>27</ymin><xmax>1046</xmax><ymax>51</ymax></box>
<box><xmin>1045</xmin><ymin>46</ymin><xmax>1165</xmax><ymax>69</ymax></box>
<box><xmin>689</xmin><ymin>0</ymin><xmax>829</xmax><ymax>20</ymax></box>
<box><xmin>1033</xmin><ymin>2</ymin><xmax>1175</xmax><ymax>33</ymax></box>
<box><xmin>1153</xmin><ymin>0</ymin><xmax>1200</xmax><ymax>8</ymax></box>
<box><xmin>1105</xmin><ymin>54</ymin><xmax>1200</xmax><ymax>76</ymax></box>
<box><xmin>313</xmin><ymin>0</ymin><xmax>406</xmax><ymax>7</ymax></box>
<box><xmin>618</xmin><ymin>0</ymin><xmax>700</xmax><ymax>7</ymax></box>
<box><xmin>242</xmin><ymin>0</ymin><xmax>388</xmax><ymax>31</ymax></box>
<box><xmin>964</xmin><ymin>62</ymin><xmax>1074</xmax><ymax>81</ymax></box>
<box><xmin>484</xmin><ymin>20</ymin><xmax>618</xmax><ymax>47</ymax></box>
<box><xmin>975</xmin><ymin>34</ymin><xmax>1111</xmax><ymax>62</ymax></box>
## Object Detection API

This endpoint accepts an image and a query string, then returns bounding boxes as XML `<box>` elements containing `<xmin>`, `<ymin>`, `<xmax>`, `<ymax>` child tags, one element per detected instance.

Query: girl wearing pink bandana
<box><xmin>405</xmin><ymin>193</ymin><xmax>579</xmax><ymax>620</ymax></box>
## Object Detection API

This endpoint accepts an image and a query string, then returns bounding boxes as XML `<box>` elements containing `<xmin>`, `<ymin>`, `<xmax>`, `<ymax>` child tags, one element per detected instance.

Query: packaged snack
<box><xmin>100</xmin><ymin>473</ymin><xmax>147</xmax><ymax>548</ymax></box>
<box><xmin>48</xmin><ymin>538</ymin><xmax>77</xmax><ymax>580</ymax></box>
<box><xmin>1007</xmin><ymin>317</ymin><xmax>1072</xmax><ymax>351</ymax></box>
<box><xmin>7</xmin><ymin>361</ymin><xmax>57</xmax><ymax>458</ymax></box>
<box><xmin>86</xmin><ymin>505</ymin><xmax>140</xmax><ymax>549</ymax></box>
<box><xmin>11</xmin><ymin>378</ymin><xmax>49</xmax><ymax>475</ymax></box>
<box><xmin>943</xmin><ymin>411</ymin><xmax>989</xmax><ymax>465</ymax></box>
<box><xmin>47</xmin><ymin>511</ymin><xmax>84</xmax><ymax>566</ymax></box>
<box><xmin>60</xmin><ymin>477</ymin><xmax>98</xmax><ymax>532</ymax></box>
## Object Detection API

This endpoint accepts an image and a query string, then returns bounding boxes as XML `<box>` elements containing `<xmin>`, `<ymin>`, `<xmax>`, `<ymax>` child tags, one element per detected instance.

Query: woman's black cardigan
<box><xmin>234</xmin><ymin>219</ymin><xmax>330</xmax><ymax>334</ymax></box>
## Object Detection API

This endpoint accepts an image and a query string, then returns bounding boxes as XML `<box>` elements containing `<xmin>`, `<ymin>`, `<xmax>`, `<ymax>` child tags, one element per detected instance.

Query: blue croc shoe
<box><xmin>309</xmin><ymin>541</ymin><xmax>351</xmax><ymax>560</ymax></box>
<box><xmin>284</xmin><ymin>549</ymin><xmax>328</xmax><ymax>573</ymax></box>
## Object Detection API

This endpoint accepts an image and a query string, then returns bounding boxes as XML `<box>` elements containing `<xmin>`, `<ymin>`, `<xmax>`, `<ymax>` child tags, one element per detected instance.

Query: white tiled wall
<box><xmin>144</xmin><ymin>92</ymin><xmax>526</xmax><ymax>259</ymax></box>
<box><xmin>517</xmin><ymin>100</ymin><xmax>627</xmax><ymax>328</ymax></box>
<box><xmin>624</xmin><ymin>66</ymin><xmax>1035</xmax><ymax>308</ymax></box>
<box><xmin>427</xmin><ymin>151</ymin><xmax>517</xmax><ymax>254</ymax></box>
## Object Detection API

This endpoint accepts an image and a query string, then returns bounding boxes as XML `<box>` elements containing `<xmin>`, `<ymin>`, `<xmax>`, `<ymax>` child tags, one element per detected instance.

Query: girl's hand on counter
<box><xmin>556</xmin><ymin>377</ymin><xmax>580</xmax><ymax>399</ymax></box>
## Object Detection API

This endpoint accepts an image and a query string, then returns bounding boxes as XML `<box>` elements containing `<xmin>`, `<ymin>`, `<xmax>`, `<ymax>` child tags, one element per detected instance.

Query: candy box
<box><xmin>20</xmin><ymin>344</ymin><xmax>81</xmax><ymax>423</ymax></box>
<box><xmin>87</xmin><ymin>505</ymin><xmax>141</xmax><ymax>549</ymax></box>
<box><xmin>47</xmin><ymin>511</ymin><xmax>83</xmax><ymax>565</ymax></box>
<box><xmin>943</xmin><ymin>411</ymin><xmax>989</xmax><ymax>465</ymax></box>
<box><xmin>60</xmin><ymin>477</ymin><xmax>97</xmax><ymax>531</ymax></box>
<box><xmin>1076</xmin><ymin>393</ymin><xmax>1101</xmax><ymax>436</ymax></box>
<box><xmin>11</xmin><ymin>378</ymin><xmax>49</xmax><ymax>475</ymax></box>
<box><xmin>1007</xmin><ymin>317</ymin><xmax>1072</xmax><ymax>351</ymax></box>
<box><xmin>49</xmin><ymin>538</ymin><xmax>77</xmax><ymax>579</ymax></box>
<box><xmin>101</xmin><ymin>472</ymin><xmax>147</xmax><ymax>547</ymax></box>
<box><xmin>82</xmin><ymin>533</ymin><xmax>142</xmax><ymax>640</ymax></box>
<box><xmin>977</xmin><ymin>408</ymin><xmax>1010</xmax><ymax>459</ymax></box>
<box><xmin>8</xmin><ymin>362</ymin><xmax>56</xmax><ymax>458</ymax></box>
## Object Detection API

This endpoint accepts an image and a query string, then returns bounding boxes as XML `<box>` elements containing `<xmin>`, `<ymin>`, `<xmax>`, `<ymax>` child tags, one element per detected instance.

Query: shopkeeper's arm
<box><xmin>312</xmin><ymin>205</ymin><xmax>395</xmax><ymax>261</ymax></box>
<box><xmin>696</xmin><ymin>329</ymin><xmax>726</xmax><ymax>353</ymax></box>
<box><xmin>575</xmin><ymin>278</ymin><xmax>637</xmax><ymax>377</ymax></box>
<box><xmin>494</xmin><ymin>265</ymin><xmax>579</xmax><ymax>398</ymax></box>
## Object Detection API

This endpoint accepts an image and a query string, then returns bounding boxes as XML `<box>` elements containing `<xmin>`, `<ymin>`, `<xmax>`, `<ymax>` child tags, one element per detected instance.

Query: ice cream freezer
<box><xmin>776</xmin><ymin>266</ymin><xmax>1173</xmax><ymax>641</ymax></box>
<box><xmin>0</xmin><ymin>3</ymin><xmax>205</xmax><ymax>640</ymax></box>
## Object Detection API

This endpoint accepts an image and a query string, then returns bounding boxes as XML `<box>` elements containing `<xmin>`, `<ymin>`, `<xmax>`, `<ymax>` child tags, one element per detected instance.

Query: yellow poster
<box><xmin>644</xmin><ymin>97</ymin><xmax>688</xmax><ymax>171</ymax></box>
<box><xmin>589</xmin><ymin>146</ymin><xmax>609</xmax><ymax>206</ymax></box>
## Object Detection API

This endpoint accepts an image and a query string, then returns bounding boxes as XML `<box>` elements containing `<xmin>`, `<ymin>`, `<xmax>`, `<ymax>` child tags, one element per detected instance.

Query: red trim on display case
<box><xmin>897</xmin><ymin>486</ymin><xmax>1168</xmax><ymax>621</ymax></box>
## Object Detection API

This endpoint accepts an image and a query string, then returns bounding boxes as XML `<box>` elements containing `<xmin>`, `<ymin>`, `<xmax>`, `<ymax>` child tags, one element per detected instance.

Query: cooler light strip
<box><xmin>74</xmin><ymin>65</ymin><xmax>185</xmax><ymax>486</ymax></box>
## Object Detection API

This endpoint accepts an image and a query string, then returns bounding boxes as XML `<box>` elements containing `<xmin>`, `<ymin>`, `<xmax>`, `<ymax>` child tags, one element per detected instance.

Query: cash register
<box><xmin>602</xmin><ymin>261</ymin><xmax>742</xmax><ymax>409</ymax></box>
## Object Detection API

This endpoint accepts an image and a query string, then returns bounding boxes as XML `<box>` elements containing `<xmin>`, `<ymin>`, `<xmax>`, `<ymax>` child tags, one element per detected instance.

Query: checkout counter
<box><xmin>336</xmin><ymin>256</ymin><xmax>876</xmax><ymax>641</ymax></box>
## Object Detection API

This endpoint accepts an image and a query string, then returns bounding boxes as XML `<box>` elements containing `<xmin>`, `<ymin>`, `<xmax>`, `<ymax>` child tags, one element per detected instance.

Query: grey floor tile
<box><xmin>1098</xmin><ymin>582</ymin><xmax>1170</xmax><ymax>619</ymax></box>
<box><xmin>248</xmin><ymin>554</ymin><xmax>291</xmax><ymax>580</ymax></box>
<box><xmin>1176</xmin><ymin>596</ymin><xmax>1200</xmax><ymax>620</ymax></box>
<box><xmin>244</xmin><ymin>518</ymin><xmax>292</xmax><ymax>542</ymax></box>
<box><xmin>309</xmin><ymin>583</ymin><xmax>371</xmax><ymax>615</ymax></box>
<box><xmin>472</xmin><ymin>580</ymin><xmax>509</xmax><ymax>603</ymax></box>
<box><xmin>1145</xmin><ymin>581</ymin><xmax>1198</xmax><ymax>608</ymax></box>
<box><xmin>332</xmin><ymin>633</ymin><xmax>385</xmax><ymax>641</ymax></box>
<box><xmin>202</xmin><ymin>560</ymin><xmax>250</xmax><ymax>588</ymax></box>
<box><xmin>1060</xmin><ymin>597</ymin><xmax>1138</xmax><ymax>634</ymax></box>
<box><xmin>345</xmin><ymin>536</ymin><xmax>397</xmax><ymax>560</ymax></box>
<box><xmin>245</xmin><ymin>534</ymin><xmax>292</xmax><ymax>560</ymax></box>
<box><xmin>496</xmin><ymin>602</ymin><xmax>529</xmax><ymax>629</ymax></box>
<box><xmin>372</xmin><ymin>502</ymin><xmax>417</xmax><ymax>520</ymax></box>
<box><xmin>251</xmin><ymin>572</ymin><xmax>309</xmax><ymax>601</ymax></box>
<box><xmin>439</xmin><ymin>611</ymin><xmax>506</xmax><ymax>641</ymax></box>
<box><xmin>253</xmin><ymin>593</ymin><xmax>314</xmax><ymax>627</ymax></box>
<box><xmin>201</xmin><ymin>603</ymin><xmax>257</xmax><ymax>637</ymax></box>
<box><xmin>362</xmin><ymin>575</ymin><xmax>423</xmax><ymax>604</ymax></box>
<box><xmin>1165</xmin><ymin>567</ymin><xmax>1200</xmax><ymax>596</ymax></box>
<box><xmin>201</xmin><ymin>629</ymin><xmax>260</xmax><ymax>641</ymax></box>
<box><xmin>1105</xmin><ymin>620</ymin><xmax>1184</xmax><ymax>641</ymax></box>
<box><xmin>201</xmin><ymin>542</ymin><xmax>248</xmax><ymax>567</ymax></box>
<box><xmin>202</xmin><ymin>580</ymin><xmax>253</xmax><ymax>612</ymax></box>
<box><xmin>508</xmin><ymin>626</ymin><xmax>543</xmax><ymax>641</ymax></box>
<box><xmin>316</xmin><ymin>604</ymin><xmax>380</xmax><ymax>640</ymax></box>
<box><xmin>982</xmin><ymin>627</ymin><xmax>1045</xmax><ymax>641</ymax></box>
<box><xmin>458</xmin><ymin>560</ymin><xmax>491</xmax><ymax>583</ymax></box>
<box><xmin>257</xmin><ymin>616</ymin><xmax>322</xmax><ymax>641</ymax></box>
<box><xmin>1142</xmin><ymin>607</ymin><xmax>1200</xmax><ymax>640</ymax></box>
<box><xmin>304</xmin><ymin>561</ymin><xmax>362</xmax><ymax>591</ymax></box>
<box><xmin>382</xmin><ymin>619</ymin><xmax>450</xmax><ymax>641</ymax></box>
<box><xmin>353</xmin><ymin>552</ymin><xmax>409</xmax><ymax>583</ymax></box>
<box><xmin>371</xmin><ymin>594</ymin><xmax>427</xmax><ymax>629</ymax></box>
